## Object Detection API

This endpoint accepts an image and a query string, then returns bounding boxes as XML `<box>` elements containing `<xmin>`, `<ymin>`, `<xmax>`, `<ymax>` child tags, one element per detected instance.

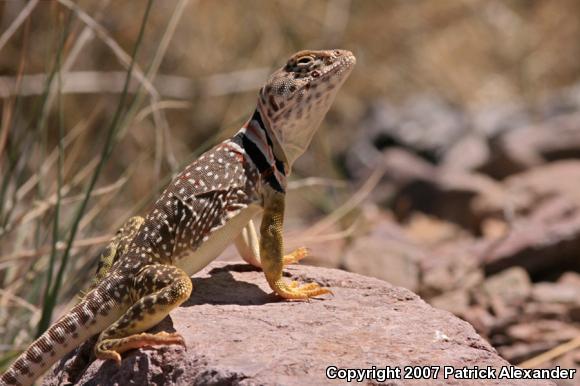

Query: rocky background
<box><xmin>333</xmin><ymin>86</ymin><xmax>580</xmax><ymax>374</ymax></box>
<box><xmin>2</xmin><ymin>1</ymin><xmax>580</xmax><ymax>384</ymax></box>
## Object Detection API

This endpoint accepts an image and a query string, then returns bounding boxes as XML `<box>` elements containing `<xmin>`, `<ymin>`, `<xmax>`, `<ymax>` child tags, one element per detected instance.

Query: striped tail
<box><xmin>1</xmin><ymin>287</ymin><xmax>120</xmax><ymax>386</ymax></box>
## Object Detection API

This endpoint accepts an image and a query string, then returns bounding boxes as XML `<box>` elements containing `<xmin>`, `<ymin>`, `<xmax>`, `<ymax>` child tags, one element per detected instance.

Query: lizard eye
<box><xmin>296</xmin><ymin>56</ymin><xmax>314</xmax><ymax>67</ymax></box>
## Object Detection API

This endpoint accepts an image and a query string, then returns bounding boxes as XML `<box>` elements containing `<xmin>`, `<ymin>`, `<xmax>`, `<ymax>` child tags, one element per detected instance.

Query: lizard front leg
<box><xmin>259</xmin><ymin>186</ymin><xmax>331</xmax><ymax>300</ymax></box>
<box><xmin>235</xmin><ymin>219</ymin><xmax>308</xmax><ymax>268</ymax></box>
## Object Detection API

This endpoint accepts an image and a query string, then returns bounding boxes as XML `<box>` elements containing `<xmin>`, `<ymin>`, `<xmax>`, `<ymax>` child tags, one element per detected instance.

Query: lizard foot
<box><xmin>282</xmin><ymin>247</ymin><xmax>309</xmax><ymax>265</ymax></box>
<box><xmin>273</xmin><ymin>279</ymin><xmax>333</xmax><ymax>300</ymax></box>
<box><xmin>95</xmin><ymin>331</ymin><xmax>185</xmax><ymax>366</ymax></box>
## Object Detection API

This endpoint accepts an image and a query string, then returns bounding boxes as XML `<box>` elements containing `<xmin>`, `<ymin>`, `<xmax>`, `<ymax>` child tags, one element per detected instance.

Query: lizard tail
<box><xmin>1</xmin><ymin>287</ymin><xmax>120</xmax><ymax>386</ymax></box>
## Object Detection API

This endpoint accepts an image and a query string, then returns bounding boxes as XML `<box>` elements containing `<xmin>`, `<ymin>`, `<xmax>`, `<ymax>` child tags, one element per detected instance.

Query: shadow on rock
<box><xmin>182</xmin><ymin>263</ymin><xmax>278</xmax><ymax>307</ymax></box>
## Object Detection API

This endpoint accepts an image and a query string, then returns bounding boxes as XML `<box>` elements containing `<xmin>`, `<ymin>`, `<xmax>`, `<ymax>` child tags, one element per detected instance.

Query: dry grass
<box><xmin>1</xmin><ymin>0</ymin><xmax>580</xmax><ymax>365</ymax></box>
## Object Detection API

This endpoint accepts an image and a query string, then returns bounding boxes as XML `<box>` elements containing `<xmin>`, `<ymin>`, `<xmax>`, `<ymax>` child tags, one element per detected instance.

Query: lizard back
<box><xmin>114</xmin><ymin>138</ymin><xmax>263</xmax><ymax>275</ymax></box>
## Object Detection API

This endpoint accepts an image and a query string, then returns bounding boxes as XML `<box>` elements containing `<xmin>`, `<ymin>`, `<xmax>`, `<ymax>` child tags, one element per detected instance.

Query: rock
<box><xmin>481</xmin><ymin>267</ymin><xmax>532</xmax><ymax>307</ymax></box>
<box><xmin>559</xmin><ymin>272</ymin><xmax>580</xmax><ymax>287</ymax></box>
<box><xmin>345</xmin><ymin>95</ymin><xmax>580</xmax><ymax>181</ymax></box>
<box><xmin>378</xmin><ymin>147</ymin><xmax>506</xmax><ymax>229</ymax></box>
<box><xmin>497</xmin><ymin>320</ymin><xmax>580</xmax><ymax>365</ymax></box>
<box><xmin>429</xmin><ymin>268</ymin><xmax>532</xmax><ymax>338</ymax></box>
<box><xmin>505</xmin><ymin>321</ymin><xmax>580</xmax><ymax>345</ymax></box>
<box><xmin>404</xmin><ymin>212</ymin><xmax>469</xmax><ymax>246</ymax></box>
<box><xmin>475</xmin><ymin>195</ymin><xmax>580</xmax><ymax>276</ymax></box>
<box><xmin>500</xmin><ymin>113</ymin><xmax>580</xmax><ymax>171</ymax></box>
<box><xmin>42</xmin><ymin>262</ymin><xmax>547</xmax><ymax>386</ymax></box>
<box><xmin>474</xmin><ymin>160</ymin><xmax>580</xmax><ymax>218</ymax></box>
<box><xmin>532</xmin><ymin>282</ymin><xmax>580</xmax><ymax>305</ymax></box>
<box><xmin>420</xmin><ymin>240</ymin><xmax>484</xmax><ymax>298</ymax></box>
<box><xmin>516</xmin><ymin>161</ymin><xmax>580</xmax><ymax>206</ymax></box>
<box><xmin>343</xmin><ymin>215</ymin><xmax>423</xmax><ymax>292</ymax></box>
<box><xmin>382</xmin><ymin>147</ymin><xmax>436</xmax><ymax>185</ymax></box>
<box><xmin>523</xmin><ymin>302</ymin><xmax>570</xmax><ymax>321</ymax></box>
<box><xmin>498</xmin><ymin>342</ymin><xmax>558</xmax><ymax>366</ymax></box>
<box><xmin>480</xmin><ymin>217</ymin><xmax>510</xmax><ymax>239</ymax></box>
<box><xmin>471</xmin><ymin>101</ymin><xmax>530</xmax><ymax>139</ymax></box>
<box><xmin>344</xmin><ymin>95</ymin><xmax>466</xmax><ymax>179</ymax></box>
<box><xmin>468</xmin><ymin>102</ymin><xmax>531</xmax><ymax>179</ymax></box>
<box><xmin>441</xmin><ymin>133</ymin><xmax>490</xmax><ymax>172</ymax></box>
<box><xmin>430</xmin><ymin>289</ymin><xmax>471</xmax><ymax>316</ymax></box>
<box><xmin>461</xmin><ymin>306</ymin><xmax>497</xmax><ymax>338</ymax></box>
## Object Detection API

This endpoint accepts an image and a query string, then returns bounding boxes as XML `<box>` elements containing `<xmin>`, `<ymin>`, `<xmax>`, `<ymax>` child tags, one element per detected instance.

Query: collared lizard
<box><xmin>1</xmin><ymin>49</ymin><xmax>355</xmax><ymax>386</ymax></box>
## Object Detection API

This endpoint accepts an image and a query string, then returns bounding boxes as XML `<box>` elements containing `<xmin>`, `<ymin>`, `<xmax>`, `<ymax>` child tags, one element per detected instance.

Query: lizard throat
<box><xmin>232</xmin><ymin>109</ymin><xmax>287</xmax><ymax>193</ymax></box>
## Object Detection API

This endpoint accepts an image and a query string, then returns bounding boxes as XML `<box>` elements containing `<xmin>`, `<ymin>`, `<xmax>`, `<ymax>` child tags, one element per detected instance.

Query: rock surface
<box><xmin>343</xmin><ymin>213</ymin><xmax>423</xmax><ymax>292</ymax></box>
<box><xmin>44</xmin><ymin>262</ymin><xmax>552</xmax><ymax>386</ymax></box>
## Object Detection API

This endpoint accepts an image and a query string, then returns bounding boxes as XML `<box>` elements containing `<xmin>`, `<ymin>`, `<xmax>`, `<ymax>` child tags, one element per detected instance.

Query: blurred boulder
<box><xmin>343</xmin><ymin>212</ymin><xmax>423</xmax><ymax>292</ymax></box>
<box><xmin>532</xmin><ymin>282</ymin><xmax>580</xmax><ymax>305</ymax></box>
<box><xmin>481</xmin><ymin>267</ymin><xmax>532</xmax><ymax>307</ymax></box>
<box><xmin>476</xmin><ymin>196</ymin><xmax>580</xmax><ymax>276</ymax></box>
<box><xmin>475</xmin><ymin>160</ymin><xmax>580</xmax><ymax>217</ymax></box>
<box><xmin>419</xmin><ymin>239</ymin><xmax>483</xmax><ymax>298</ymax></box>
<box><xmin>345</xmin><ymin>95</ymin><xmax>467</xmax><ymax>179</ymax></box>
<box><xmin>500</xmin><ymin>115</ymin><xmax>580</xmax><ymax>173</ymax></box>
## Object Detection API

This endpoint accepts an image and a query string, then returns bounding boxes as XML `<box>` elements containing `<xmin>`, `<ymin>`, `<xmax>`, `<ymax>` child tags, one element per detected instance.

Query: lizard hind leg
<box><xmin>83</xmin><ymin>216</ymin><xmax>145</xmax><ymax>298</ymax></box>
<box><xmin>95</xmin><ymin>264</ymin><xmax>192</xmax><ymax>365</ymax></box>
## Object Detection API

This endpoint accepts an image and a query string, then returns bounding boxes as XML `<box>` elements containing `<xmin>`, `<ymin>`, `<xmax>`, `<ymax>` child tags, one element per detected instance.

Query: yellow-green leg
<box><xmin>259</xmin><ymin>186</ymin><xmax>332</xmax><ymax>300</ymax></box>
<box><xmin>94</xmin><ymin>264</ymin><xmax>192</xmax><ymax>365</ymax></box>
<box><xmin>235</xmin><ymin>220</ymin><xmax>309</xmax><ymax>268</ymax></box>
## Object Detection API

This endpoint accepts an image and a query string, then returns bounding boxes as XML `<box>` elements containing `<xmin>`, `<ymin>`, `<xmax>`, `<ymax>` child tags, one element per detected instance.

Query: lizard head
<box><xmin>258</xmin><ymin>49</ymin><xmax>356</xmax><ymax>168</ymax></box>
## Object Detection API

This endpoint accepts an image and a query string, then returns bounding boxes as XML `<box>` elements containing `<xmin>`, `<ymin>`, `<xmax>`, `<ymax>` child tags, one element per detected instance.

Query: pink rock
<box><xmin>43</xmin><ymin>262</ymin><xmax>551</xmax><ymax>385</ymax></box>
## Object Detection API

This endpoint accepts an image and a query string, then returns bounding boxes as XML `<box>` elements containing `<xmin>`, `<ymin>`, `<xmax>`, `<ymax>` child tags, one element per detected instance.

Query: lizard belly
<box><xmin>175</xmin><ymin>204</ymin><xmax>262</xmax><ymax>276</ymax></box>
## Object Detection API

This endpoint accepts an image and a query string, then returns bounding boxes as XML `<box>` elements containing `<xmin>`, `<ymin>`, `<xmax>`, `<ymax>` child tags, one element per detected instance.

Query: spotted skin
<box><xmin>90</xmin><ymin>216</ymin><xmax>145</xmax><ymax>291</ymax></box>
<box><xmin>0</xmin><ymin>49</ymin><xmax>355</xmax><ymax>386</ymax></box>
